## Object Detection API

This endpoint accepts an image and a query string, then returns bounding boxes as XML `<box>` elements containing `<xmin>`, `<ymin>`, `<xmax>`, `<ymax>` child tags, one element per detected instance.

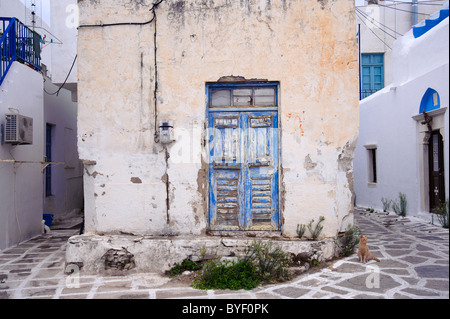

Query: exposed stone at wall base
<box><xmin>66</xmin><ymin>234</ymin><xmax>337</xmax><ymax>275</ymax></box>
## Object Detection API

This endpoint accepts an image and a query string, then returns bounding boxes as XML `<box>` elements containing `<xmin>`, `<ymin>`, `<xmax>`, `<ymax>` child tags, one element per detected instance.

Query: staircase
<box><xmin>413</xmin><ymin>4</ymin><xmax>449</xmax><ymax>39</ymax></box>
<box><xmin>0</xmin><ymin>17</ymin><xmax>41</xmax><ymax>86</ymax></box>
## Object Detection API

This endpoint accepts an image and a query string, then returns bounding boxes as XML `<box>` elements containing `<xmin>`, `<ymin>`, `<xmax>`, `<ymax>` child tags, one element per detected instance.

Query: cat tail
<box><xmin>369</xmin><ymin>257</ymin><xmax>380</xmax><ymax>262</ymax></box>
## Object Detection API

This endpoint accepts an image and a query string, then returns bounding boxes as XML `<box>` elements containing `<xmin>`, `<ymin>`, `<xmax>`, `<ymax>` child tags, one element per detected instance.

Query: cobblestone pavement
<box><xmin>0</xmin><ymin>208</ymin><xmax>448</xmax><ymax>299</ymax></box>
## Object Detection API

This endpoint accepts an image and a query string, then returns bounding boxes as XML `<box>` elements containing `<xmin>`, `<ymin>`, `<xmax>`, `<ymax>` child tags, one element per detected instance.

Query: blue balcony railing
<box><xmin>1</xmin><ymin>17</ymin><xmax>41</xmax><ymax>86</ymax></box>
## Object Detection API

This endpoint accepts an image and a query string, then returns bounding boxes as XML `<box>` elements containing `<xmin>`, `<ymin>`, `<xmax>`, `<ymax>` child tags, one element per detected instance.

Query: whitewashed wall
<box><xmin>0</xmin><ymin>62</ymin><xmax>44</xmax><ymax>251</ymax></box>
<box><xmin>354</xmin><ymin>18</ymin><xmax>449</xmax><ymax>215</ymax></box>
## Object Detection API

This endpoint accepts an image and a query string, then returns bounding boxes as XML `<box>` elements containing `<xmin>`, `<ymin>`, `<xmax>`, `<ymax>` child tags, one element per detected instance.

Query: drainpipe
<box><xmin>412</xmin><ymin>0</ymin><xmax>418</xmax><ymax>27</ymax></box>
<box><xmin>358</xmin><ymin>23</ymin><xmax>362</xmax><ymax>101</ymax></box>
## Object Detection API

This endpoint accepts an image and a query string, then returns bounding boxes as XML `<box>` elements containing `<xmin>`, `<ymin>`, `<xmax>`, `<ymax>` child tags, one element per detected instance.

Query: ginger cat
<box><xmin>358</xmin><ymin>235</ymin><xmax>380</xmax><ymax>263</ymax></box>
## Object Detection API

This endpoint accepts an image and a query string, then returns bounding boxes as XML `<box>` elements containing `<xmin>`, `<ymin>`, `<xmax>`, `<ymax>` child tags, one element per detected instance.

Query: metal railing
<box><xmin>360</xmin><ymin>89</ymin><xmax>382</xmax><ymax>100</ymax></box>
<box><xmin>1</xmin><ymin>17</ymin><xmax>41</xmax><ymax>86</ymax></box>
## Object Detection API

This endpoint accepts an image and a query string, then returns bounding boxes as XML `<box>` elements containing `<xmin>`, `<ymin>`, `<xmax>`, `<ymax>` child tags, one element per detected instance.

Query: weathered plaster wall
<box><xmin>77</xmin><ymin>0</ymin><xmax>359</xmax><ymax>239</ymax></box>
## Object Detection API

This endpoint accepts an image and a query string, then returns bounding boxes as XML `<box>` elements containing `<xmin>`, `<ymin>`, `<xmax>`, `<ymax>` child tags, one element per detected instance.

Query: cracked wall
<box><xmin>77</xmin><ymin>0</ymin><xmax>358</xmax><ymax>239</ymax></box>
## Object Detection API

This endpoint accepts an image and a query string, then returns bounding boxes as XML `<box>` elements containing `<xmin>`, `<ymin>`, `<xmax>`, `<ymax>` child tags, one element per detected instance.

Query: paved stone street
<box><xmin>0</xmin><ymin>208</ymin><xmax>448</xmax><ymax>299</ymax></box>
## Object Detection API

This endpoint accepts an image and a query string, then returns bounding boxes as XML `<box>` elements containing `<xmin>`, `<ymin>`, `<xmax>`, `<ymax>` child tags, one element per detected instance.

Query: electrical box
<box><xmin>159</xmin><ymin>120</ymin><xmax>174</xmax><ymax>144</ymax></box>
<box><xmin>4</xmin><ymin>114</ymin><xmax>33</xmax><ymax>145</ymax></box>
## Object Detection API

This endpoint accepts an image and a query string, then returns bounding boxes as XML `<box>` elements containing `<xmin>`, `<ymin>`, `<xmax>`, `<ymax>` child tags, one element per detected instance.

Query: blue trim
<box><xmin>208</xmin><ymin>107</ymin><xmax>278</xmax><ymax>112</ymax></box>
<box><xmin>419</xmin><ymin>88</ymin><xmax>440</xmax><ymax>113</ymax></box>
<box><xmin>413</xmin><ymin>8</ymin><xmax>449</xmax><ymax>38</ymax></box>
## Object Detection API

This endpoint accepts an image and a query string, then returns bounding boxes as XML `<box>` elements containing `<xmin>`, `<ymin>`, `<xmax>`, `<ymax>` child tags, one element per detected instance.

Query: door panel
<box><xmin>429</xmin><ymin>131</ymin><xmax>445</xmax><ymax>211</ymax></box>
<box><xmin>245</xmin><ymin>113</ymin><xmax>279</xmax><ymax>230</ymax></box>
<box><xmin>208</xmin><ymin>111</ymin><xmax>279</xmax><ymax>231</ymax></box>
<box><xmin>208</xmin><ymin>112</ymin><xmax>243</xmax><ymax>230</ymax></box>
<box><xmin>213</xmin><ymin>169</ymin><xmax>241</xmax><ymax>228</ymax></box>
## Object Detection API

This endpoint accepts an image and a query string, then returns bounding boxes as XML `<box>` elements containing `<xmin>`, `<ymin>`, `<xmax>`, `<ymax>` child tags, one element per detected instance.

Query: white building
<box><xmin>0</xmin><ymin>0</ymin><xmax>82</xmax><ymax>251</ymax></box>
<box><xmin>354</xmin><ymin>8</ymin><xmax>449</xmax><ymax>217</ymax></box>
<box><xmin>356</xmin><ymin>0</ymin><xmax>447</xmax><ymax>98</ymax></box>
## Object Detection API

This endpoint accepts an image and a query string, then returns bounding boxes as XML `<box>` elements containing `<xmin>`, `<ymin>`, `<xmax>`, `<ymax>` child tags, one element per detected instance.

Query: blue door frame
<box><xmin>206</xmin><ymin>82</ymin><xmax>280</xmax><ymax>231</ymax></box>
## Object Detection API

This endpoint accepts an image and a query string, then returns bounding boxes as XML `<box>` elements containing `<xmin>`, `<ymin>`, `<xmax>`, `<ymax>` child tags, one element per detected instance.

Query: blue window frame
<box><xmin>361</xmin><ymin>53</ymin><xmax>384</xmax><ymax>99</ymax></box>
<box><xmin>206</xmin><ymin>82</ymin><xmax>280</xmax><ymax>231</ymax></box>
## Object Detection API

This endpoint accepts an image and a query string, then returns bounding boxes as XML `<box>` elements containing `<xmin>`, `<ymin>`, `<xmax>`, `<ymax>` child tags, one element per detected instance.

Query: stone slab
<box><xmin>66</xmin><ymin>235</ymin><xmax>337</xmax><ymax>274</ymax></box>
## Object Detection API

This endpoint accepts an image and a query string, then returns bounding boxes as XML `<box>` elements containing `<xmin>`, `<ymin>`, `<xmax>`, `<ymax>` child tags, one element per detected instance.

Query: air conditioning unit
<box><xmin>4</xmin><ymin>114</ymin><xmax>33</xmax><ymax>144</ymax></box>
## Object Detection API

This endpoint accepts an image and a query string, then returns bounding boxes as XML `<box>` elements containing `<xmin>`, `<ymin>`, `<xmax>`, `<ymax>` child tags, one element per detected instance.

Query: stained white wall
<box><xmin>0</xmin><ymin>62</ymin><xmax>44</xmax><ymax>251</ymax></box>
<box><xmin>77</xmin><ymin>0</ymin><xmax>359</xmax><ymax>239</ymax></box>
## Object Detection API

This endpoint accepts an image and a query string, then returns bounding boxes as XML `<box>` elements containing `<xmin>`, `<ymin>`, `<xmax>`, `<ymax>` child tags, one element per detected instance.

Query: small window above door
<box><xmin>210</xmin><ymin>85</ymin><xmax>277</xmax><ymax>108</ymax></box>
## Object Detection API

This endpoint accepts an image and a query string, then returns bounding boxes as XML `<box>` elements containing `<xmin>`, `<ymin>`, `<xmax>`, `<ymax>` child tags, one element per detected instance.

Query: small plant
<box><xmin>193</xmin><ymin>259</ymin><xmax>260</xmax><ymax>290</ymax></box>
<box><xmin>381</xmin><ymin>197</ymin><xmax>392</xmax><ymax>212</ymax></box>
<box><xmin>336</xmin><ymin>225</ymin><xmax>362</xmax><ymax>257</ymax></box>
<box><xmin>296</xmin><ymin>224</ymin><xmax>306</xmax><ymax>239</ymax></box>
<box><xmin>392</xmin><ymin>192</ymin><xmax>407</xmax><ymax>217</ymax></box>
<box><xmin>199</xmin><ymin>245</ymin><xmax>207</xmax><ymax>260</ymax></box>
<box><xmin>193</xmin><ymin>240</ymin><xmax>291</xmax><ymax>290</ymax></box>
<box><xmin>166</xmin><ymin>259</ymin><xmax>202</xmax><ymax>277</ymax></box>
<box><xmin>243</xmin><ymin>240</ymin><xmax>291</xmax><ymax>282</ymax></box>
<box><xmin>307</xmin><ymin>216</ymin><xmax>325</xmax><ymax>240</ymax></box>
<box><xmin>435</xmin><ymin>200</ymin><xmax>449</xmax><ymax>229</ymax></box>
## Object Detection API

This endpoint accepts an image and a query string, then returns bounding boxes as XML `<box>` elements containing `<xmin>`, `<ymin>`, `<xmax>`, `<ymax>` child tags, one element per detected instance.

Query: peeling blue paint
<box><xmin>206</xmin><ymin>82</ymin><xmax>280</xmax><ymax>231</ymax></box>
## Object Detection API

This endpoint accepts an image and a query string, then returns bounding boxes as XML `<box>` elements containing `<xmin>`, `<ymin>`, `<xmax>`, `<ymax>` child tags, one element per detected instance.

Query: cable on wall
<box><xmin>77</xmin><ymin>0</ymin><xmax>165</xmax><ymax>29</ymax></box>
<box><xmin>382</xmin><ymin>0</ymin><xmax>447</xmax><ymax>7</ymax></box>
<box><xmin>356</xmin><ymin>7</ymin><xmax>403</xmax><ymax>38</ymax></box>
<box><xmin>76</xmin><ymin>0</ymin><xmax>165</xmax><ymax>143</ymax></box>
<box><xmin>44</xmin><ymin>54</ymin><xmax>77</xmax><ymax>96</ymax></box>
<box><xmin>376</xmin><ymin>3</ymin><xmax>433</xmax><ymax>15</ymax></box>
<box><xmin>152</xmin><ymin>2</ymin><xmax>161</xmax><ymax>143</ymax></box>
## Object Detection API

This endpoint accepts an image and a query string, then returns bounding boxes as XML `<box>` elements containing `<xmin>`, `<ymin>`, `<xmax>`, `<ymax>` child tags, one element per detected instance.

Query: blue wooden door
<box><xmin>208</xmin><ymin>111</ymin><xmax>279</xmax><ymax>231</ymax></box>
